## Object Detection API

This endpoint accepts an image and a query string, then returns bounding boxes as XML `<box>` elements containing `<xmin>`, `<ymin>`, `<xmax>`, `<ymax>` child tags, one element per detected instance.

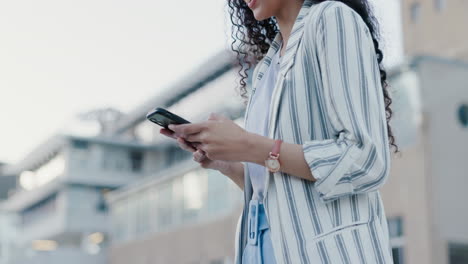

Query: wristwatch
<box><xmin>265</xmin><ymin>139</ymin><xmax>283</xmax><ymax>173</ymax></box>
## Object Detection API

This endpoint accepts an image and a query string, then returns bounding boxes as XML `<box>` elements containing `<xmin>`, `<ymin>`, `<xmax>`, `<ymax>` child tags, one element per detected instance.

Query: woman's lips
<box><xmin>247</xmin><ymin>0</ymin><xmax>257</xmax><ymax>9</ymax></box>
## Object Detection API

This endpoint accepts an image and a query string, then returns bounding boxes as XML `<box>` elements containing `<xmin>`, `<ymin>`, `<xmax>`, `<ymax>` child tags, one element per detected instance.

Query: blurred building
<box><xmin>0</xmin><ymin>134</ymin><xmax>162</xmax><ymax>264</ymax></box>
<box><xmin>0</xmin><ymin>162</ymin><xmax>18</xmax><ymax>264</ymax></box>
<box><xmin>381</xmin><ymin>55</ymin><xmax>468</xmax><ymax>264</ymax></box>
<box><xmin>401</xmin><ymin>0</ymin><xmax>468</xmax><ymax>61</ymax></box>
<box><xmin>0</xmin><ymin>162</ymin><xmax>16</xmax><ymax>200</ymax></box>
<box><xmin>0</xmin><ymin>210</ymin><xmax>17</xmax><ymax>264</ymax></box>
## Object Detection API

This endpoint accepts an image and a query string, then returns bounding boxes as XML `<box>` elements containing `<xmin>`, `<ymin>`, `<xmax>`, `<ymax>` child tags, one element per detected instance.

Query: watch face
<box><xmin>266</xmin><ymin>159</ymin><xmax>280</xmax><ymax>171</ymax></box>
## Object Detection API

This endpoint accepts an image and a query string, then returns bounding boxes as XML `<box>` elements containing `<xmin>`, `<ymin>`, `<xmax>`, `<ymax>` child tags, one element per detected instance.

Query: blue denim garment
<box><xmin>241</xmin><ymin>199</ymin><xmax>277</xmax><ymax>264</ymax></box>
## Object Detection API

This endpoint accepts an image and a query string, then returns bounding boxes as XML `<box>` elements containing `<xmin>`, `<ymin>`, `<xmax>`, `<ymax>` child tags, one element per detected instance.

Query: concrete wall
<box><xmin>417</xmin><ymin>58</ymin><xmax>468</xmax><ymax>264</ymax></box>
<box><xmin>401</xmin><ymin>0</ymin><xmax>468</xmax><ymax>61</ymax></box>
<box><xmin>380</xmin><ymin>134</ymin><xmax>433</xmax><ymax>264</ymax></box>
<box><xmin>380</xmin><ymin>62</ymin><xmax>434</xmax><ymax>264</ymax></box>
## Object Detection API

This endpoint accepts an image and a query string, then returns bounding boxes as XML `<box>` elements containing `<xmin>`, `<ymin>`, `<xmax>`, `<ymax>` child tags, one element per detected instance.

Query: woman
<box><xmin>161</xmin><ymin>0</ymin><xmax>399</xmax><ymax>263</ymax></box>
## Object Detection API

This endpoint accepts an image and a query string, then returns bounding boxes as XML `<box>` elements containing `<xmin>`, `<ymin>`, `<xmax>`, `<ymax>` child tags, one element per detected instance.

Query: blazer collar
<box><xmin>253</xmin><ymin>0</ymin><xmax>316</xmax><ymax>88</ymax></box>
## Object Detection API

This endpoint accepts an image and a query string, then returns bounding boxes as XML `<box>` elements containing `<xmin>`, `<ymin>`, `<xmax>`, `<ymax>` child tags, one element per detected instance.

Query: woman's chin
<box><xmin>252</xmin><ymin>10</ymin><xmax>270</xmax><ymax>21</ymax></box>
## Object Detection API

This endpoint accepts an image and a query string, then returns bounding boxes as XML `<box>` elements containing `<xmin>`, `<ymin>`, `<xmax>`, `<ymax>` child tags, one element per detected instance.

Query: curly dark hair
<box><xmin>227</xmin><ymin>0</ymin><xmax>399</xmax><ymax>154</ymax></box>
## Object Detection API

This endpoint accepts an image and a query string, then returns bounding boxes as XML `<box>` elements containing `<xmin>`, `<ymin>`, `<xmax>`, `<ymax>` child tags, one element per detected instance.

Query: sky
<box><xmin>0</xmin><ymin>0</ymin><xmax>403</xmax><ymax>164</ymax></box>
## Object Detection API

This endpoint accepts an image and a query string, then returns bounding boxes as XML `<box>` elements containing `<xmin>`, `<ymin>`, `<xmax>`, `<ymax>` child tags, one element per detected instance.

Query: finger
<box><xmin>193</xmin><ymin>150</ymin><xmax>207</xmax><ymax>162</ymax></box>
<box><xmin>181</xmin><ymin>139</ymin><xmax>197</xmax><ymax>152</ymax></box>
<box><xmin>193</xmin><ymin>151</ymin><xmax>205</xmax><ymax>162</ymax></box>
<box><xmin>197</xmin><ymin>144</ymin><xmax>210</xmax><ymax>155</ymax></box>
<box><xmin>197</xmin><ymin>150</ymin><xmax>207</xmax><ymax>160</ymax></box>
<box><xmin>199</xmin><ymin>159</ymin><xmax>214</xmax><ymax>169</ymax></box>
<box><xmin>185</xmin><ymin>132</ymin><xmax>203</xmax><ymax>143</ymax></box>
<box><xmin>191</xmin><ymin>142</ymin><xmax>203</xmax><ymax>149</ymax></box>
<box><xmin>195</xmin><ymin>147</ymin><xmax>206</xmax><ymax>154</ymax></box>
<box><xmin>168</xmin><ymin>123</ymin><xmax>207</xmax><ymax>137</ymax></box>
<box><xmin>177</xmin><ymin>137</ymin><xmax>197</xmax><ymax>152</ymax></box>
<box><xmin>183</xmin><ymin>138</ymin><xmax>199</xmax><ymax>151</ymax></box>
<box><xmin>175</xmin><ymin>138</ymin><xmax>188</xmax><ymax>150</ymax></box>
<box><xmin>160</xmin><ymin>128</ymin><xmax>177</xmax><ymax>139</ymax></box>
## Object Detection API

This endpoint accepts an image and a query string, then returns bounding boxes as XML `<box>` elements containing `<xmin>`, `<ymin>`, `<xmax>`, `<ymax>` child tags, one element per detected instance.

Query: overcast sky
<box><xmin>0</xmin><ymin>0</ymin><xmax>403</xmax><ymax>164</ymax></box>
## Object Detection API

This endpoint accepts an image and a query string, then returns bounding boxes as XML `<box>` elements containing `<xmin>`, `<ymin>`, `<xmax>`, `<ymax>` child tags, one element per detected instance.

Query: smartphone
<box><xmin>147</xmin><ymin>108</ymin><xmax>199</xmax><ymax>150</ymax></box>
<box><xmin>146</xmin><ymin>107</ymin><xmax>191</xmax><ymax>129</ymax></box>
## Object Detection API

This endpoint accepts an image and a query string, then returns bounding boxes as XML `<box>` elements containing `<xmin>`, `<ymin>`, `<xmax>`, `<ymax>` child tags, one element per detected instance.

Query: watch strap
<box><xmin>270</xmin><ymin>139</ymin><xmax>282</xmax><ymax>157</ymax></box>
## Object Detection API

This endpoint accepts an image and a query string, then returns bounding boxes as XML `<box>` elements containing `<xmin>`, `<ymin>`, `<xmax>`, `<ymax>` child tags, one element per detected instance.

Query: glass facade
<box><xmin>110</xmin><ymin>166</ymin><xmax>242</xmax><ymax>244</ymax></box>
<box><xmin>449</xmin><ymin>242</ymin><xmax>468</xmax><ymax>264</ymax></box>
<box><xmin>388</xmin><ymin>216</ymin><xmax>404</xmax><ymax>264</ymax></box>
<box><xmin>434</xmin><ymin>0</ymin><xmax>446</xmax><ymax>11</ymax></box>
<box><xmin>410</xmin><ymin>2</ymin><xmax>421</xmax><ymax>23</ymax></box>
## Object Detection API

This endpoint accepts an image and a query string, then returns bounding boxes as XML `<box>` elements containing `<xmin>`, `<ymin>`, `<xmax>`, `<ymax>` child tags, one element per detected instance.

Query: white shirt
<box><xmin>244</xmin><ymin>42</ymin><xmax>282</xmax><ymax>203</ymax></box>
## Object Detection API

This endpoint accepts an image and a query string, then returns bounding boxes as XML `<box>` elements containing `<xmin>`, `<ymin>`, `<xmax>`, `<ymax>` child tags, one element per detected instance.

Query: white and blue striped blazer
<box><xmin>234</xmin><ymin>0</ymin><xmax>393</xmax><ymax>263</ymax></box>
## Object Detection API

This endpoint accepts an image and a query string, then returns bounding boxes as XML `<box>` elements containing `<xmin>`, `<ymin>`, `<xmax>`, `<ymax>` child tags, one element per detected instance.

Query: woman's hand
<box><xmin>168</xmin><ymin>113</ymin><xmax>251</xmax><ymax>162</ymax></box>
<box><xmin>160</xmin><ymin>122</ymin><xmax>246</xmax><ymax>190</ymax></box>
<box><xmin>159</xmin><ymin>127</ymin><xmax>233</xmax><ymax>172</ymax></box>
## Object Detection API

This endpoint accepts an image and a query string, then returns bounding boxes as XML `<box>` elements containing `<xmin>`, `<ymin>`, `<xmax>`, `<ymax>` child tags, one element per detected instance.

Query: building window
<box><xmin>388</xmin><ymin>216</ymin><xmax>404</xmax><ymax>264</ymax></box>
<box><xmin>449</xmin><ymin>242</ymin><xmax>468</xmax><ymax>264</ymax></box>
<box><xmin>207</xmin><ymin>169</ymin><xmax>231</xmax><ymax>215</ymax></box>
<box><xmin>96</xmin><ymin>189</ymin><xmax>109</xmax><ymax>213</ymax></box>
<box><xmin>156</xmin><ymin>182</ymin><xmax>173</xmax><ymax>230</ymax></box>
<box><xmin>166</xmin><ymin>146</ymin><xmax>191</xmax><ymax>168</ymax></box>
<box><xmin>111</xmin><ymin>202</ymin><xmax>128</xmax><ymax>243</ymax></box>
<box><xmin>72</xmin><ymin>140</ymin><xmax>89</xmax><ymax>149</ymax></box>
<box><xmin>135</xmin><ymin>192</ymin><xmax>150</xmax><ymax>236</ymax></box>
<box><xmin>108</xmin><ymin>163</ymin><xmax>244</xmax><ymax>243</ymax></box>
<box><xmin>410</xmin><ymin>2</ymin><xmax>421</xmax><ymax>23</ymax></box>
<box><xmin>129</xmin><ymin>151</ymin><xmax>144</xmax><ymax>172</ymax></box>
<box><xmin>434</xmin><ymin>0</ymin><xmax>446</xmax><ymax>11</ymax></box>
<box><xmin>457</xmin><ymin>104</ymin><xmax>468</xmax><ymax>127</ymax></box>
<box><xmin>181</xmin><ymin>171</ymin><xmax>206</xmax><ymax>221</ymax></box>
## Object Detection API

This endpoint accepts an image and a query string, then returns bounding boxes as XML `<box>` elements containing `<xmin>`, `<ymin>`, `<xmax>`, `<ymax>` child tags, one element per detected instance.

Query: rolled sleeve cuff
<box><xmin>302</xmin><ymin>137</ymin><xmax>361</xmax><ymax>202</ymax></box>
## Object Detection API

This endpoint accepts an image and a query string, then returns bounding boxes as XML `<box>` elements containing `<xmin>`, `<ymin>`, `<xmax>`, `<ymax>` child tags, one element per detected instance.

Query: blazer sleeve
<box><xmin>301</xmin><ymin>3</ymin><xmax>391</xmax><ymax>202</ymax></box>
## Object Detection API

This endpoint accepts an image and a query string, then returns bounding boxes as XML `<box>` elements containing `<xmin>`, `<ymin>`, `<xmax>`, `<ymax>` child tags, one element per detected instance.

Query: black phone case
<box><xmin>146</xmin><ymin>107</ymin><xmax>191</xmax><ymax>129</ymax></box>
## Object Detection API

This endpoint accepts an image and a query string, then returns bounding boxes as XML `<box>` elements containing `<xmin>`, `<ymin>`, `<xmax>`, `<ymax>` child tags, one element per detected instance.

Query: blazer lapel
<box><xmin>263</xmin><ymin>0</ymin><xmax>316</xmax><ymax>203</ymax></box>
<box><xmin>266</xmin><ymin>0</ymin><xmax>316</xmax><ymax>139</ymax></box>
<box><xmin>243</xmin><ymin>0</ymin><xmax>315</xmax><ymax>127</ymax></box>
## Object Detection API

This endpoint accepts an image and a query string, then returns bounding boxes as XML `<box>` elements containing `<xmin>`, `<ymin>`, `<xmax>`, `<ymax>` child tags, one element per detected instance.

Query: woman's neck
<box><xmin>274</xmin><ymin>0</ymin><xmax>305</xmax><ymax>54</ymax></box>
